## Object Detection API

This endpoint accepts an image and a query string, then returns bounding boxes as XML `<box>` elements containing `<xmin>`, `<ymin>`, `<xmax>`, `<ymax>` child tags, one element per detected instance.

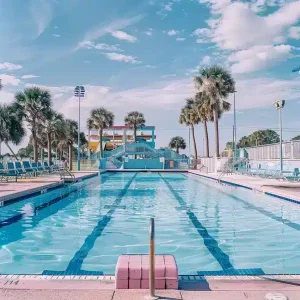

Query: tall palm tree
<box><xmin>179</xmin><ymin>98</ymin><xmax>199</xmax><ymax>162</ymax></box>
<box><xmin>124</xmin><ymin>111</ymin><xmax>146</xmax><ymax>142</ymax></box>
<box><xmin>62</xmin><ymin>119</ymin><xmax>78</xmax><ymax>170</ymax></box>
<box><xmin>86</xmin><ymin>108</ymin><xmax>114</xmax><ymax>158</ymax></box>
<box><xmin>169</xmin><ymin>136</ymin><xmax>186</xmax><ymax>154</ymax></box>
<box><xmin>194</xmin><ymin>92</ymin><xmax>213</xmax><ymax>157</ymax></box>
<box><xmin>40</xmin><ymin>109</ymin><xmax>64</xmax><ymax>163</ymax></box>
<box><xmin>13</xmin><ymin>87</ymin><xmax>52</xmax><ymax>162</ymax></box>
<box><xmin>0</xmin><ymin>105</ymin><xmax>25</xmax><ymax>159</ymax></box>
<box><xmin>194</xmin><ymin>66</ymin><xmax>235</xmax><ymax>157</ymax></box>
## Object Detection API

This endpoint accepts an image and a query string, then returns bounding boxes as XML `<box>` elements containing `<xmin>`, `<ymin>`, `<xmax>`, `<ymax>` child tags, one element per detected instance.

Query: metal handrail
<box><xmin>145</xmin><ymin>218</ymin><xmax>158</xmax><ymax>300</ymax></box>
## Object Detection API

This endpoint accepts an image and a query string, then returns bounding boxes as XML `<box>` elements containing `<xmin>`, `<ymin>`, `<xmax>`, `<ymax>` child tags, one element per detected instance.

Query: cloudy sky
<box><xmin>0</xmin><ymin>0</ymin><xmax>300</xmax><ymax>155</ymax></box>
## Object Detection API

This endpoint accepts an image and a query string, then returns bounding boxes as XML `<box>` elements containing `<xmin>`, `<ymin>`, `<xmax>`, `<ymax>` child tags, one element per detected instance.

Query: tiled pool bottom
<box><xmin>0</xmin><ymin>171</ymin><xmax>300</xmax><ymax>276</ymax></box>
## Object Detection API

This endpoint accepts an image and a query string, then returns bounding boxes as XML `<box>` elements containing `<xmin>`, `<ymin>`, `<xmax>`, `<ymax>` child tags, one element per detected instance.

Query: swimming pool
<box><xmin>0</xmin><ymin>171</ymin><xmax>300</xmax><ymax>276</ymax></box>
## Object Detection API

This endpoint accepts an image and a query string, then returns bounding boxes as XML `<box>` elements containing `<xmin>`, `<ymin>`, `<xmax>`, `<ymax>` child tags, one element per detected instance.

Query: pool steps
<box><xmin>115</xmin><ymin>255</ymin><xmax>178</xmax><ymax>290</ymax></box>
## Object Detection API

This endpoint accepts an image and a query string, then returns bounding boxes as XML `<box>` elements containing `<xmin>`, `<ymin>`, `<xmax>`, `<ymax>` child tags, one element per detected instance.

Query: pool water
<box><xmin>0</xmin><ymin>171</ymin><xmax>300</xmax><ymax>275</ymax></box>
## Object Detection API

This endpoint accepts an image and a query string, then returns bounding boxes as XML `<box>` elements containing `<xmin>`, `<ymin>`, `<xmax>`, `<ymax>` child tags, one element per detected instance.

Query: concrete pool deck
<box><xmin>189</xmin><ymin>170</ymin><xmax>300</xmax><ymax>202</ymax></box>
<box><xmin>1</xmin><ymin>276</ymin><xmax>300</xmax><ymax>299</ymax></box>
<box><xmin>0</xmin><ymin>172</ymin><xmax>99</xmax><ymax>204</ymax></box>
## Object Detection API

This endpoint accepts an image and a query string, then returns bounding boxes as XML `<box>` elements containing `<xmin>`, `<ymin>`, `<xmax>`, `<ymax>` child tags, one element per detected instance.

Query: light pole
<box><xmin>233</xmin><ymin>90</ymin><xmax>237</xmax><ymax>158</ymax></box>
<box><xmin>273</xmin><ymin>100</ymin><xmax>285</xmax><ymax>173</ymax></box>
<box><xmin>74</xmin><ymin>86</ymin><xmax>85</xmax><ymax>171</ymax></box>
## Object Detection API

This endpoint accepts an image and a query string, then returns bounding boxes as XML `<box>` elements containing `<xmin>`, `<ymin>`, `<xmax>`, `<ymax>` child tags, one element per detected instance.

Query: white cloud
<box><xmin>77</xmin><ymin>15</ymin><xmax>144</xmax><ymax>47</ymax></box>
<box><xmin>167</xmin><ymin>30</ymin><xmax>180</xmax><ymax>36</ymax></box>
<box><xmin>103</xmin><ymin>53</ymin><xmax>140</xmax><ymax>64</ymax></box>
<box><xmin>201</xmin><ymin>56</ymin><xmax>211</xmax><ymax>65</ymax></box>
<box><xmin>0</xmin><ymin>74</ymin><xmax>21</xmax><ymax>86</ymax></box>
<box><xmin>212</xmin><ymin>2</ymin><xmax>300</xmax><ymax>50</ymax></box>
<box><xmin>0</xmin><ymin>91</ymin><xmax>14</xmax><ymax>105</ymax></box>
<box><xmin>77</xmin><ymin>41</ymin><xmax>123</xmax><ymax>52</ymax></box>
<box><xmin>192</xmin><ymin>28</ymin><xmax>212</xmax><ymax>43</ymax></box>
<box><xmin>289</xmin><ymin>26</ymin><xmax>300</xmax><ymax>39</ymax></box>
<box><xmin>111</xmin><ymin>30</ymin><xmax>137</xmax><ymax>42</ymax></box>
<box><xmin>233</xmin><ymin>77</ymin><xmax>300</xmax><ymax>110</ymax></box>
<box><xmin>52</xmin><ymin>34</ymin><xmax>60</xmax><ymax>38</ymax></box>
<box><xmin>0</xmin><ymin>62</ymin><xmax>23</xmax><ymax>71</ymax></box>
<box><xmin>145</xmin><ymin>29</ymin><xmax>153</xmax><ymax>36</ymax></box>
<box><xmin>199</xmin><ymin>0</ymin><xmax>231</xmax><ymax>13</ymax></box>
<box><xmin>186</xmin><ymin>56</ymin><xmax>211</xmax><ymax>75</ymax></box>
<box><xmin>176</xmin><ymin>37</ymin><xmax>186</xmax><ymax>41</ymax></box>
<box><xmin>21</xmin><ymin>74</ymin><xmax>40</xmax><ymax>79</ymax></box>
<box><xmin>229</xmin><ymin>44</ymin><xmax>292</xmax><ymax>73</ymax></box>
<box><xmin>163</xmin><ymin>3</ymin><xmax>173</xmax><ymax>11</ymax></box>
<box><xmin>162</xmin><ymin>74</ymin><xmax>176</xmax><ymax>78</ymax></box>
<box><xmin>30</xmin><ymin>0</ymin><xmax>53</xmax><ymax>37</ymax></box>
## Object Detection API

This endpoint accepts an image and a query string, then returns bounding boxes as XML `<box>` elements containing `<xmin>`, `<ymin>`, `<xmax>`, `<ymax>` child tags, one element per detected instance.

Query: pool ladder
<box><xmin>145</xmin><ymin>218</ymin><xmax>158</xmax><ymax>300</ymax></box>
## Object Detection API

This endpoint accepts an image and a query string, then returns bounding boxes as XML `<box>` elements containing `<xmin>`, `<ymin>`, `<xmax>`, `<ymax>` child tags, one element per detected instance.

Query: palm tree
<box><xmin>13</xmin><ymin>87</ymin><xmax>52</xmax><ymax>162</ymax></box>
<box><xmin>0</xmin><ymin>105</ymin><xmax>25</xmax><ymax>159</ymax></box>
<box><xmin>62</xmin><ymin>119</ymin><xmax>78</xmax><ymax>170</ymax></box>
<box><xmin>194</xmin><ymin>66</ymin><xmax>235</xmax><ymax>157</ymax></box>
<box><xmin>124</xmin><ymin>111</ymin><xmax>146</xmax><ymax>142</ymax></box>
<box><xmin>86</xmin><ymin>108</ymin><xmax>114</xmax><ymax>158</ymax></box>
<box><xmin>169</xmin><ymin>136</ymin><xmax>186</xmax><ymax>154</ymax></box>
<box><xmin>41</xmin><ymin>109</ymin><xmax>64</xmax><ymax>163</ymax></box>
<box><xmin>179</xmin><ymin>98</ymin><xmax>199</xmax><ymax>163</ymax></box>
<box><xmin>194</xmin><ymin>92</ymin><xmax>213</xmax><ymax>157</ymax></box>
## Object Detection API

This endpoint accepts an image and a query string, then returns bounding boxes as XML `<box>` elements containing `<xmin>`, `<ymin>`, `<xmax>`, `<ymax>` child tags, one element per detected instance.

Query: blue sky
<box><xmin>0</xmin><ymin>0</ymin><xmax>300</xmax><ymax>154</ymax></box>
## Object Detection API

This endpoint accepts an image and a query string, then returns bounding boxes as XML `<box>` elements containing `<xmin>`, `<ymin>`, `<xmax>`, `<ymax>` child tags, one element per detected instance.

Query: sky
<box><xmin>0</xmin><ymin>0</ymin><xmax>300</xmax><ymax>155</ymax></box>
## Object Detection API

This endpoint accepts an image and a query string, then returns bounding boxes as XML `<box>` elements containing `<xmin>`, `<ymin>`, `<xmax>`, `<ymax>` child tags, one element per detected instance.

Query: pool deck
<box><xmin>0</xmin><ymin>172</ymin><xmax>99</xmax><ymax>205</ymax></box>
<box><xmin>189</xmin><ymin>170</ymin><xmax>300</xmax><ymax>202</ymax></box>
<box><xmin>1</xmin><ymin>275</ymin><xmax>300</xmax><ymax>299</ymax></box>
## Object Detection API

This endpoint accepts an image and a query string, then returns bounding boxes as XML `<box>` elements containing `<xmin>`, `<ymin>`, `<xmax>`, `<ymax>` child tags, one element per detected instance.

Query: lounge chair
<box><xmin>31</xmin><ymin>162</ymin><xmax>41</xmax><ymax>175</ymax></box>
<box><xmin>37</xmin><ymin>162</ymin><xmax>46</xmax><ymax>173</ymax></box>
<box><xmin>43</xmin><ymin>161</ymin><xmax>52</xmax><ymax>172</ymax></box>
<box><xmin>0</xmin><ymin>162</ymin><xmax>18</xmax><ymax>182</ymax></box>
<box><xmin>14</xmin><ymin>161</ymin><xmax>28</xmax><ymax>178</ymax></box>
<box><xmin>22</xmin><ymin>161</ymin><xmax>36</xmax><ymax>175</ymax></box>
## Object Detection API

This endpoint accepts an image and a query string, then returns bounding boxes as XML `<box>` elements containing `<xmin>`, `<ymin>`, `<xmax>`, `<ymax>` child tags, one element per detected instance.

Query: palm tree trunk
<box><xmin>213</xmin><ymin>109</ymin><xmax>220</xmax><ymax>157</ymax></box>
<box><xmin>4</xmin><ymin>142</ymin><xmax>18</xmax><ymax>160</ymax></box>
<box><xmin>176</xmin><ymin>146</ymin><xmax>179</xmax><ymax>154</ymax></box>
<box><xmin>32</xmin><ymin>130</ymin><xmax>38</xmax><ymax>162</ymax></box>
<box><xmin>68</xmin><ymin>144</ymin><xmax>73</xmax><ymax>170</ymax></box>
<box><xmin>99</xmin><ymin>129</ymin><xmax>103</xmax><ymax>158</ymax></box>
<box><xmin>41</xmin><ymin>148</ymin><xmax>44</xmax><ymax>161</ymax></box>
<box><xmin>134</xmin><ymin>127</ymin><xmax>137</xmax><ymax>159</ymax></box>
<box><xmin>203</xmin><ymin>120</ymin><xmax>209</xmax><ymax>157</ymax></box>
<box><xmin>47</xmin><ymin>133</ymin><xmax>52</xmax><ymax>164</ymax></box>
<box><xmin>191</xmin><ymin>125</ymin><xmax>197</xmax><ymax>169</ymax></box>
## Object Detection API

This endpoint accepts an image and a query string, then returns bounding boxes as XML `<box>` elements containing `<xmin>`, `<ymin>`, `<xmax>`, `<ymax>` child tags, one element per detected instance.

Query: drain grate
<box><xmin>265</xmin><ymin>292</ymin><xmax>288</xmax><ymax>300</ymax></box>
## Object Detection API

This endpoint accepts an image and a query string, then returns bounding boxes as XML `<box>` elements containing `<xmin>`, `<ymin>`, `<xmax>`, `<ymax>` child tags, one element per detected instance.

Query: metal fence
<box><xmin>243</xmin><ymin>140</ymin><xmax>300</xmax><ymax>160</ymax></box>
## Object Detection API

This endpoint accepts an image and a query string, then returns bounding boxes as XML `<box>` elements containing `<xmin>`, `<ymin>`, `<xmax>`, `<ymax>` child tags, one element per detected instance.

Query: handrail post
<box><xmin>145</xmin><ymin>218</ymin><xmax>158</xmax><ymax>300</ymax></box>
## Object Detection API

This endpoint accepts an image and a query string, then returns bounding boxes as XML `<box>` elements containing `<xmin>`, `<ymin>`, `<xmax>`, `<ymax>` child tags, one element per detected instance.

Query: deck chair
<box><xmin>22</xmin><ymin>161</ymin><xmax>36</xmax><ymax>175</ymax></box>
<box><xmin>37</xmin><ymin>162</ymin><xmax>45</xmax><ymax>173</ymax></box>
<box><xmin>14</xmin><ymin>161</ymin><xmax>27</xmax><ymax>178</ymax></box>
<box><xmin>0</xmin><ymin>162</ymin><xmax>18</xmax><ymax>182</ymax></box>
<box><xmin>43</xmin><ymin>161</ymin><xmax>52</xmax><ymax>173</ymax></box>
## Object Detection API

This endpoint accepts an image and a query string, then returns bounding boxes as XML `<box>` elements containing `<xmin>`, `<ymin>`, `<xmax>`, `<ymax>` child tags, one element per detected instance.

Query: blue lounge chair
<box><xmin>22</xmin><ymin>161</ymin><xmax>36</xmax><ymax>175</ymax></box>
<box><xmin>0</xmin><ymin>162</ymin><xmax>18</xmax><ymax>182</ymax></box>
<box><xmin>37</xmin><ymin>162</ymin><xmax>45</xmax><ymax>173</ymax></box>
<box><xmin>30</xmin><ymin>162</ymin><xmax>41</xmax><ymax>175</ymax></box>
<box><xmin>15</xmin><ymin>161</ymin><xmax>28</xmax><ymax>177</ymax></box>
<box><xmin>43</xmin><ymin>161</ymin><xmax>51</xmax><ymax>172</ymax></box>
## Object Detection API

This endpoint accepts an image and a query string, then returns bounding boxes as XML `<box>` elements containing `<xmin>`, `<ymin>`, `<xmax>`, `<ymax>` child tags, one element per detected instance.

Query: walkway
<box><xmin>189</xmin><ymin>170</ymin><xmax>300</xmax><ymax>202</ymax></box>
<box><xmin>0</xmin><ymin>172</ymin><xmax>99</xmax><ymax>204</ymax></box>
<box><xmin>1</xmin><ymin>276</ymin><xmax>300</xmax><ymax>299</ymax></box>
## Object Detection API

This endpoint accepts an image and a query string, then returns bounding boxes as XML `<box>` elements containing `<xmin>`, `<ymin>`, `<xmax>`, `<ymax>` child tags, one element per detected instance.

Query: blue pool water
<box><xmin>0</xmin><ymin>171</ymin><xmax>300</xmax><ymax>275</ymax></box>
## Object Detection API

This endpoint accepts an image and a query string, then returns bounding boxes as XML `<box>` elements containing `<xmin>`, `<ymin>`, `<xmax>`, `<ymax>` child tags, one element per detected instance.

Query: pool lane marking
<box><xmin>185</xmin><ymin>173</ymin><xmax>300</xmax><ymax>232</ymax></box>
<box><xmin>158</xmin><ymin>173</ymin><xmax>234</xmax><ymax>271</ymax></box>
<box><xmin>65</xmin><ymin>172</ymin><xmax>138</xmax><ymax>273</ymax></box>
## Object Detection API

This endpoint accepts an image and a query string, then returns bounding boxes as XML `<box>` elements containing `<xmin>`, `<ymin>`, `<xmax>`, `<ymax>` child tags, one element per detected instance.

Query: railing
<box><xmin>148</xmin><ymin>218</ymin><xmax>158</xmax><ymax>300</ymax></box>
<box><xmin>243</xmin><ymin>140</ymin><xmax>300</xmax><ymax>160</ymax></box>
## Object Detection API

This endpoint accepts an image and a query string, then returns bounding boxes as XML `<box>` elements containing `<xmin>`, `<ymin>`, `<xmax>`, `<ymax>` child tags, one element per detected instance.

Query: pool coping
<box><xmin>188</xmin><ymin>171</ymin><xmax>300</xmax><ymax>205</ymax></box>
<box><xmin>0</xmin><ymin>172</ymin><xmax>100</xmax><ymax>206</ymax></box>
